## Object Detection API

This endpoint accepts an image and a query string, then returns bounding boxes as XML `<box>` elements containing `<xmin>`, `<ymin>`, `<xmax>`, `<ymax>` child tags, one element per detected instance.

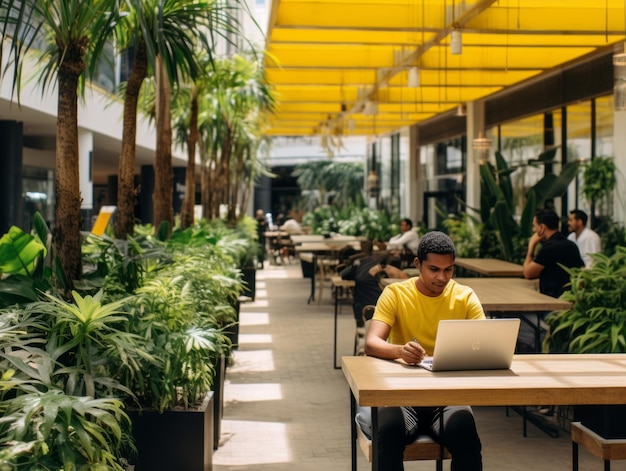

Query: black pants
<box><xmin>377</xmin><ymin>405</ymin><xmax>482</xmax><ymax>471</ymax></box>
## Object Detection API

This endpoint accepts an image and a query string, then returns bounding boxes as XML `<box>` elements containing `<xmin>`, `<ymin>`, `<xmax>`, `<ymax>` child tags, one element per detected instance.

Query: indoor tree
<box><xmin>199</xmin><ymin>54</ymin><xmax>275</xmax><ymax>223</ymax></box>
<box><xmin>0</xmin><ymin>0</ymin><xmax>119</xmax><ymax>293</ymax></box>
<box><xmin>113</xmin><ymin>0</ymin><xmax>237</xmax><ymax>239</ymax></box>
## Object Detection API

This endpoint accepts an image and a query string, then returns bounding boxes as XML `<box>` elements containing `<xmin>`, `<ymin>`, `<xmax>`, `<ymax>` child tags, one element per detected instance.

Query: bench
<box><xmin>356</xmin><ymin>424</ymin><xmax>450</xmax><ymax>470</ymax></box>
<box><xmin>572</xmin><ymin>421</ymin><xmax>626</xmax><ymax>470</ymax></box>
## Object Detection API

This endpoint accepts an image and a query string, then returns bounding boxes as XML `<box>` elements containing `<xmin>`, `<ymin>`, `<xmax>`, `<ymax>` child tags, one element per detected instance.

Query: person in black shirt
<box><xmin>340</xmin><ymin>252</ymin><xmax>408</xmax><ymax>328</ymax></box>
<box><xmin>255</xmin><ymin>209</ymin><xmax>268</xmax><ymax>269</ymax></box>
<box><xmin>523</xmin><ymin>208</ymin><xmax>584</xmax><ymax>298</ymax></box>
<box><xmin>520</xmin><ymin>208</ymin><xmax>584</xmax><ymax>354</ymax></box>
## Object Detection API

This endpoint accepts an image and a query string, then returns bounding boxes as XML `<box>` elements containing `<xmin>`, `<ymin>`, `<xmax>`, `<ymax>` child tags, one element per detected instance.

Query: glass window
<box><xmin>567</xmin><ymin>102</ymin><xmax>591</xmax><ymax>163</ymax></box>
<box><xmin>595</xmin><ymin>95</ymin><xmax>614</xmax><ymax>158</ymax></box>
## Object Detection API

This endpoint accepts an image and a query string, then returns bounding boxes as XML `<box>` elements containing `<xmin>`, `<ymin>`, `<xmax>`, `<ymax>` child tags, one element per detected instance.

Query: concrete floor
<box><xmin>212</xmin><ymin>262</ymin><xmax>625</xmax><ymax>470</ymax></box>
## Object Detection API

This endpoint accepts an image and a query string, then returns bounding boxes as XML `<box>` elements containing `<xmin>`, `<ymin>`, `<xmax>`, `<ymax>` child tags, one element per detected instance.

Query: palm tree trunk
<box><xmin>181</xmin><ymin>88</ymin><xmax>198</xmax><ymax>229</ymax></box>
<box><xmin>115</xmin><ymin>41</ymin><xmax>148</xmax><ymax>240</ymax></box>
<box><xmin>153</xmin><ymin>57</ymin><xmax>173</xmax><ymax>234</ymax></box>
<box><xmin>55</xmin><ymin>53</ymin><xmax>84</xmax><ymax>292</ymax></box>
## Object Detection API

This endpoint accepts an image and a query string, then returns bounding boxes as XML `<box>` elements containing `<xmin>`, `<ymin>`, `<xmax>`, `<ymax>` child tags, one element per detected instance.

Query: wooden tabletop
<box><xmin>455</xmin><ymin>258</ymin><xmax>524</xmax><ymax>277</ymax></box>
<box><xmin>342</xmin><ymin>354</ymin><xmax>626</xmax><ymax>407</ymax></box>
<box><xmin>381</xmin><ymin>277</ymin><xmax>571</xmax><ymax>312</ymax></box>
<box><xmin>295</xmin><ymin>241</ymin><xmax>360</xmax><ymax>253</ymax></box>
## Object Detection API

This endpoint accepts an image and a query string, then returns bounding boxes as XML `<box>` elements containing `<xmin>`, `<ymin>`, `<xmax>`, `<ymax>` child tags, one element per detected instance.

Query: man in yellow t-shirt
<box><xmin>363</xmin><ymin>231</ymin><xmax>484</xmax><ymax>471</ymax></box>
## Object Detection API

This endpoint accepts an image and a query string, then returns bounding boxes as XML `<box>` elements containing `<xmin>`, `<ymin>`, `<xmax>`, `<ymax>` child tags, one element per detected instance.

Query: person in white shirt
<box><xmin>385</xmin><ymin>218</ymin><xmax>420</xmax><ymax>255</ymax></box>
<box><xmin>567</xmin><ymin>209</ymin><xmax>601</xmax><ymax>268</ymax></box>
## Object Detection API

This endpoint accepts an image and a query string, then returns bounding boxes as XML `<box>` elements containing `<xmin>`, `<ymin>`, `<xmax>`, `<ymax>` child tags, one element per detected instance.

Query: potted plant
<box><xmin>0</xmin><ymin>290</ymin><xmax>140</xmax><ymax>469</ymax></box>
<box><xmin>118</xmin><ymin>231</ymin><xmax>240</xmax><ymax>469</ymax></box>
<box><xmin>544</xmin><ymin>246</ymin><xmax>626</xmax><ymax>437</ymax></box>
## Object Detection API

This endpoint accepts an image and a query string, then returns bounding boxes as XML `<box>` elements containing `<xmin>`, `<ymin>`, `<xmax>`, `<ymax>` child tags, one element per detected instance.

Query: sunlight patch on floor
<box><xmin>255</xmin><ymin>288</ymin><xmax>268</xmax><ymax>298</ymax></box>
<box><xmin>238</xmin><ymin>333</ymin><xmax>272</xmax><ymax>344</ymax></box>
<box><xmin>228</xmin><ymin>349</ymin><xmax>274</xmax><ymax>372</ymax></box>
<box><xmin>224</xmin><ymin>383</ymin><xmax>282</xmax><ymax>402</ymax></box>
<box><xmin>214</xmin><ymin>420</ymin><xmax>290</xmax><ymax>465</ymax></box>
<box><xmin>239</xmin><ymin>311</ymin><xmax>269</xmax><ymax>326</ymax></box>
<box><xmin>258</xmin><ymin>269</ymin><xmax>290</xmax><ymax>280</ymax></box>
<box><xmin>248</xmin><ymin>299</ymin><xmax>268</xmax><ymax>308</ymax></box>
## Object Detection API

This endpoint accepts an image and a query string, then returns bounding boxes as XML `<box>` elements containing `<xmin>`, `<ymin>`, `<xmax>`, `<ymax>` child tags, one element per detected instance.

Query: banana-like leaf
<box><xmin>0</xmin><ymin>226</ymin><xmax>45</xmax><ymax>275</ymax></box>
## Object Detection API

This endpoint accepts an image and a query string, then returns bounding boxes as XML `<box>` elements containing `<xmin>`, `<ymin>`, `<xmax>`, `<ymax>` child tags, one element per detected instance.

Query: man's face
<box><xmin>415</xmin><ymin>253</ymin><xmax>455</xmax><ymax>297</ymax></box>
<box><xmin>567</xmin><ymin>213</ymin><xmax>582</xmax><ymax>233</ymax></box>
<box><xmin>400</xmin><ymin>220</ymin><xmax>410</xmax><ymax>232</ymax></box>
<box><xmin>531</xmin><ymin>217</ymin><xmax>546</xmax><ymax>241</ymax></box>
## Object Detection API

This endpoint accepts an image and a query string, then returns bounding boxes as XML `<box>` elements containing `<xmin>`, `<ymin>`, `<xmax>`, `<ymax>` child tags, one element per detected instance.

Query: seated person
<box><xmin>279</xmin><ymin>217</ymin><xmax>303</xmax><ymax>235</ymax></box>
<box><xmin>278</xmin><ymin>217</ymin><xmax>303</xmax><ymax>261</ymax></box>
<box><xmin>340</xmin><ymin>251</ymin><xmax>408</xmax><ymax>327</ymax></box>
<box><xmin>378</xmin><ymin>218</ymin><xmax>420</xmax><ymax>265</ymax></box>
<box><xmin>363</xmin><ymin>231</ymin><xmax>484</xmax><ymax>471</ymax></box>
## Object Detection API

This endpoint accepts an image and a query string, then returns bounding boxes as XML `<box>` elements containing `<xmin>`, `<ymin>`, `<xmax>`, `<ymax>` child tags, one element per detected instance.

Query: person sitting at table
<box><xmin>567</xmin><ymin>209</ymin><xmax>601</xmax><ymax>268</ymax></box>
<box><xmin>278</xmin><ymin>216</ymin><xmax>304</xmax><ymax>262</ymax></box>
<box><xmin>381</xmin><ymin>218</ymin><xmax>420</xmax><ymax>253</ymax></box>
<box><xmin>340</xmin><ymin>251</ymin><xmax>408</xmax><ymax>354</ymax></box>
<box><xmin>363</xmin><ymin>231</ymin><xmax>484</xmax><ymax>471</ymax></box>
<box><xmin>521</xmin><ymin>208</ymin><xmax>585</xmax><ymax>351</ymax></box>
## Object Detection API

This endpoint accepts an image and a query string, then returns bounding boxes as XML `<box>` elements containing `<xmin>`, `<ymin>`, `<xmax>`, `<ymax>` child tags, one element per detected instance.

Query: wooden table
<box><xmin>381</xmin><ymin>277</ymin><xmax>571</xmax><ymax>312</ymax></box>
<box><xmin>343</xmin><ymin>354</ymin><xmax>626</xmax><ymax>471</ymax></box>
<box><xmin>296</xmin><ymin>242</ymin><xmax>360</xmax><ymax>303</ymax></box>
<box><xmin>454</xmin><ymin>258</ymin><xmax>524</xmax><ymax>277</ymax></box>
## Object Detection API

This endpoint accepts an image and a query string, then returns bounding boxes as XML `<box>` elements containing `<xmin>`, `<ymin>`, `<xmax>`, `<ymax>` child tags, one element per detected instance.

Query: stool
<box><xmin>357</xmin><ymin>424</ymin><xmax>450</xmax><ymax>470</ymax></box>
<box><xmin>572</xmin><ymin>421</ymin><xmax>626</xmax><ymax>470</ymax></box>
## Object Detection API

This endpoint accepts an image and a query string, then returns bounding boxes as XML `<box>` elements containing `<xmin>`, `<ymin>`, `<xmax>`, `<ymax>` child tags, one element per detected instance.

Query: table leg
<box><xmin>333</xmin><ymin>283</ymin><xmax>339</xmax><ymax>369</ymax></box>
<box><xmin>372</xmin><ymin>406</ymin><xmax>379</xmax><ymax>471</ymax></box>
<box><xmin>350</xmin><ymin>390</ymin><xmax>357</xmax><ymax>471</ymax></box>
<box><xmin>307</xmin><ymin>254</ymin><xmax>317</xmax><ymax>304</ymax></box>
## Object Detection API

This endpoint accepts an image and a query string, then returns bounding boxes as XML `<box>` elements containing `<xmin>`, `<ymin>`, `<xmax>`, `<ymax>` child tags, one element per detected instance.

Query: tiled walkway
<box><xmin>213</xmin><ymin>263</ymin><xmax>624</xmax><ymax>470</ymax></box>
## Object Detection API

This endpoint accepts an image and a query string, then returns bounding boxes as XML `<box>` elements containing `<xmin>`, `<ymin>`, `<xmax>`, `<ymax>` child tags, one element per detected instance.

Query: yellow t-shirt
<box><xmin>373</xmin><ymin>278</ymin><xmax>485</xmax><ymax>355</ymax></box>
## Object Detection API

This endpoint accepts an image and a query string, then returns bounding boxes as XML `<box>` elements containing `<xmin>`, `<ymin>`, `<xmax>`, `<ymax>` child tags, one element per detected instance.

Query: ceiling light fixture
<box><xmin>450</xmin><ymin>29</ymin><xmax>462</xmax><ymax>55</ymax></box>
<box><xmin>454</xmin><ymin>103</ymin><xmax>466</xmax><ymax>117</ymax></box>
<box><xmin>614</xmin><ymin>50</ymin><xmax>626</xmax><ymax>111</ymax></box>
<box><xmin>407</xmin><ymin>67</ymin><xmax>420</xmax><ymax>88</ymax></box>
<box><xmin>472</xmin><ymin>132</ymin><xmax>492</xmax><ymax>165</ymax></box>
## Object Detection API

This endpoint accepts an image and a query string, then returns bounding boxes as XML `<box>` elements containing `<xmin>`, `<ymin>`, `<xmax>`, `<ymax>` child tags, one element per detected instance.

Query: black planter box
<box><xmin>573</xmin><ymin>404</ymin><xmax>626</xmax><ymax>439</ymax></box>
<box><xmin>128</xmin><ymin>392</ymin><xmax>214</xmax><ymax>471</ymax></box>
<box><xmin>241</xmin><ymin>267</ymin><xmax>256</xmax><ymax>301</ymax></box>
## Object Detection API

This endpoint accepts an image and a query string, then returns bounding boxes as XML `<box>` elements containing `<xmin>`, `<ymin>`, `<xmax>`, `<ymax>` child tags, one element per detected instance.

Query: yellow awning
<box><xmin>264</xmin><ymin>0</ymin><xmax>626</xmax><ymax>136</ymax></box>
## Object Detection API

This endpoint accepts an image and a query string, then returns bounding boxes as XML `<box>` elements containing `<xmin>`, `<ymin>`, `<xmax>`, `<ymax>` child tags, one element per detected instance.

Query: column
<box><xmin>613</xmin><ymin>110</ymin><xmax>626</xmax><ymax>225</ymax></box>
<box><xmin>0</xmin><ymin>121</ymin><xmax>23</xmax><ymax>234</ymax></box>
<box><xmin>466</xmin><ymin>101</ymin><xmax>486</xmax><ymax>219</ymax></box>
<box><xmin>79</xmin><ymin>129</ymin><xmax>94</xmax><ymax>230</ymax></box>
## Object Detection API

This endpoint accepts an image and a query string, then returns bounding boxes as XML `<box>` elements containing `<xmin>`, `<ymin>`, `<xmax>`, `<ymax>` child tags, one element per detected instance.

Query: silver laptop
<box><xmin>419</xmin><ymin>318</ymin><xmax>520</xmax><ymax>371</ymax></box>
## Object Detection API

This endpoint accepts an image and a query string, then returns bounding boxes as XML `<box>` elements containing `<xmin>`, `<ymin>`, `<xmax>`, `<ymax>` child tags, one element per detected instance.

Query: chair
<box><xmin>571</xmin><ymin>421</ymin><xmax>626</xmax><ymax>471</ymax></box>
<box><xmin>316</xmin><ymin>254</ymin><xmax>339</xmax><ymax>303</ymax></box>
<box><xmin>354</xmin><ymin>305</ymin><xmax>375</xmax><ymax>356</ymax></box>
<box><xmin>356</xmin><ymin>424</ymin><xmax>450</xmax><ymax>470</ymax></box>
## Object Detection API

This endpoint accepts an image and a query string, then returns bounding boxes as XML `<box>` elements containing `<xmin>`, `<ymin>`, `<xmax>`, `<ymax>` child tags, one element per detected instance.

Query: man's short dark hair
<box><xmin>569</xmin><ymin>209</ymin><xmax>588</xmax><ymax>226</ymax></box>
<box><xmin>534</xmin><ymin>209</ymin><xmax>559</xmax><ymax>230</ymax></box>
<box><xmin>401</xmin><ymin>218</ymin><xmax>413</xmax><ymax>229</ymax></box>
<box><xmin>416</xmin><ymin>231</ymin><xmax>455</xmax><ymax>263</ymax></box>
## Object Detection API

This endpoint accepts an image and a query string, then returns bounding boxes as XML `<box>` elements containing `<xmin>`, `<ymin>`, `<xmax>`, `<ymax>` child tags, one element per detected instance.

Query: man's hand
<box><xmin>400</xmin><ymin>339</ymin><xmax>426</xmax><ymax>365</ymax></box>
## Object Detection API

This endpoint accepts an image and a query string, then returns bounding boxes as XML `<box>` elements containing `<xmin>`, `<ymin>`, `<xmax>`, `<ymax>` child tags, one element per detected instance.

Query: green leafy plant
<box><xmin>0</xmin><ymin>389</ymin><xmax>131</xmax><ymax>471</ymax></box>
<box><xmin>581</xmin><ymin>156</ymin><xmax>616</xmax><ymax>204</ymax></box>
<box><xmin>302</xmin><ymin>206</ymin><xmax>399</xmax><ymax>241</ymax></box>
<box><xmin>544</xmin><ymin>246</ymin><xmax>626</xmax><ymax>353</ymax></box>
<box><xmin>478</xmin><ymin>149</ymin><xmax>579</xmax><ymax>261</ymax></box>
<box><xmin>0</xmin><ymin>213</ymin><xmax>61</xmax><ymax>308</ymax></box>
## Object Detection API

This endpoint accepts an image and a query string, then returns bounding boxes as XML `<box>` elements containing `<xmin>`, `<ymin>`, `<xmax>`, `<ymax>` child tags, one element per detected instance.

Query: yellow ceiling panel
<box><xmin>264</xmin><ymin>0</ymin><xmax>626</xmax><ymax>136</ymax></box>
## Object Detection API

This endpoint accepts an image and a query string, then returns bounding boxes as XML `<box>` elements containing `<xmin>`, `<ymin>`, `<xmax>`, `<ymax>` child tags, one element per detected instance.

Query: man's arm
<box><xmin>523</xmin><ymin>233</ymin><xmax>544</xmax><ymax>279</ymax></box>
<box><xmin>365</xmin><ymin>320</ymin><xmax>425</xmax><ymax>364</ymax></box>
